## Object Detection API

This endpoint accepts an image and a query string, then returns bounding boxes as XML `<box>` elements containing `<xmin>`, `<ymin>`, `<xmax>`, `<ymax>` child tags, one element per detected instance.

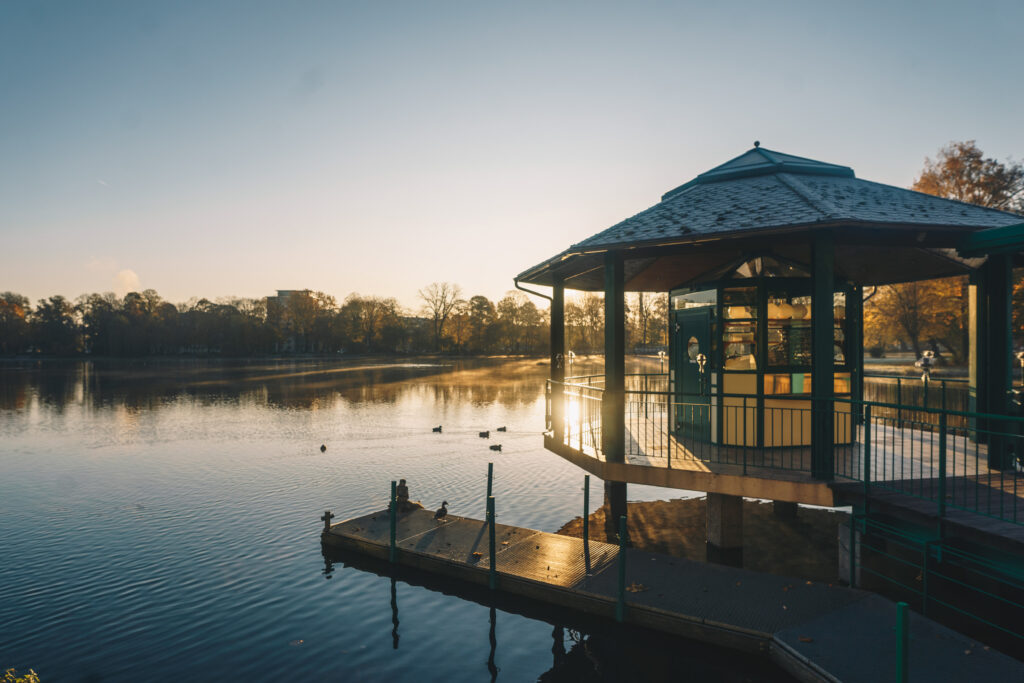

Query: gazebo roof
<box><xmin>517</xmin><ymin>145</ymin><xmax>1023</xmax><ymax>290</ymax></box>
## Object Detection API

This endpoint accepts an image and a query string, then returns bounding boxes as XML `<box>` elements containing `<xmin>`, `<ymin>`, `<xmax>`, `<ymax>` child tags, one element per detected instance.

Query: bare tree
<box><xmin>419</xmin><ymin>282</ymin><xmax>462</xmax><ymax>351</ymax></box>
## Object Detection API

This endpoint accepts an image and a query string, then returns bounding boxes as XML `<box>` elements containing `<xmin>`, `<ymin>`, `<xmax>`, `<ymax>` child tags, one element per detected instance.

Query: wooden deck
<box><xmin>322</xmin><ymin>508</ymin><xmax>1024</xmax><ymax>682</ymax></box>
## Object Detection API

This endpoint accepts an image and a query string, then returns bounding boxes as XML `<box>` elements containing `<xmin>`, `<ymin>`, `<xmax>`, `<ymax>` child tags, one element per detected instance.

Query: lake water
<box><xmin>0</xmin><ymin>359</ymin><xmax>791</xmax><ymax>682</ymax></box>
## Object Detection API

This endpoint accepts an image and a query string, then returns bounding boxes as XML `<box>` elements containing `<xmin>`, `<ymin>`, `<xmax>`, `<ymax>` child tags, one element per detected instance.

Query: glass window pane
<box><xmin>723</xmin><ymin>320</ymin><xmax>756</xmax><ymax>369</ymax></box>
<box><xmin>834</xmin><ymin>291</ymin><xmax>847</xmax><ymax>365</ymax></box>
<box><xmin>834</xmin><ymin>372</ymin><xmax>851</xmax><ymax>394</ymax></box>
<box><xmin>767</xmin><ymin>289</ymin><xmax>811</xmax><ymax>367</ymax></box>
<box><xmin>671</xmin><ymin>288</ymin><xmax>716</xmax><ymax>311</ymax></box>
<box><xmin>723</xmin><ymin>287</ymin><xmax>757</xmax><ymax>319</ymax></box>
<box><xmin>768</xmin><ymin>320</ymin><xmax>812</xmax><ymax>366</ymax></box>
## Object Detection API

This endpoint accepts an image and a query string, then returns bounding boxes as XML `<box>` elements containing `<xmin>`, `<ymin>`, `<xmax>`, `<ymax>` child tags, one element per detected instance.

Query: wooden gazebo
<box><xmin>516</xmin><ymin>144</ymin><xmax>1023</xmax><ymax>561</ymax></box>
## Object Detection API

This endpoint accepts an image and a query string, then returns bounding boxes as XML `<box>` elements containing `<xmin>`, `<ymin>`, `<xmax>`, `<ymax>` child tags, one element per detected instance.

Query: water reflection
<box><xmin>487</xmin><ymin>606</ymin><xmax>498</xmax><ymax>681</ymax></box>
<box><xmin>0</xmin><ymin>358</ymin><xmax>550</xmax><ymax>413</ymax></box>
<box><xmin>391</xmin><ymin>577</ymin><xmax>400</xmax><ymax>650</ymax></box>
<box><xmin>321</xmin><ymin>545</ymin><xmax>795</xmax><ymax>683</ymax></box>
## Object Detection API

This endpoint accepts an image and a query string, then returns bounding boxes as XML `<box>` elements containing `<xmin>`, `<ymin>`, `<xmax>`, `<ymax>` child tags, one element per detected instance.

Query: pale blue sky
<box><xmin>2</xmin><ymin>0</ymin><xmax>1022</xmax><ymax>308</ymax></box>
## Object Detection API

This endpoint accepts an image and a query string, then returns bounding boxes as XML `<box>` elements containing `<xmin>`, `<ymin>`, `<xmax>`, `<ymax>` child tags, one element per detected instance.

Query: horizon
<box><xmin>3</xmin><ymin>1</ymin><xmax>1023</xmax><ymax>308</ymax></box>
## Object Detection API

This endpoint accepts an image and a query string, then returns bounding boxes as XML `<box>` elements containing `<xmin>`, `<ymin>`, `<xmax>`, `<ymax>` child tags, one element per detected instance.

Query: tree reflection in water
<box><xmin>0</xmin><ymin>358</ymin><xmax>552</xmax><ymax>412</ymax></box>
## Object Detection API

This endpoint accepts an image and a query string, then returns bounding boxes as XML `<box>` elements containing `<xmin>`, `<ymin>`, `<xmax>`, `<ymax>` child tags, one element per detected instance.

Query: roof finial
<box><xmin>753</xmin><ymin>140</ymin><xmax>760</xmax><ymax>148</ymax></box>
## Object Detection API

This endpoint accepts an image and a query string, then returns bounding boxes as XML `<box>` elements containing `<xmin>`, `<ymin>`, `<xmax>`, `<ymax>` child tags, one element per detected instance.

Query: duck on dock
<box><xmin>434</xmin><ymin>501</ymin><xmax>448</xmax><ymax>522</ymax></box>
<box><xmin>432</xmin><ymin>425</ymin><xmax>442</xmax><ymax>433</ymax></box>
<box><xmin>496</xmin><ymin>426</ymin><xmax>506</xmax><ymax>432</ymax></box>
<box><xmin>478</xmin><ymin>430</ymin><xmax>490</xmax><ymax>439</ymax></box>
<box><xmin>489</xmin><ymin>444</ymin><xmax>502</xmax><ymax>452</ymax></box>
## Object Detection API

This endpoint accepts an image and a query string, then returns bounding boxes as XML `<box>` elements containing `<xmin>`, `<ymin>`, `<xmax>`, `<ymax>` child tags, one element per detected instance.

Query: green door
<box><xmin>674</xmin><ymin>308</ymin><xmax>712</xmax><ymax>440</ymax></box>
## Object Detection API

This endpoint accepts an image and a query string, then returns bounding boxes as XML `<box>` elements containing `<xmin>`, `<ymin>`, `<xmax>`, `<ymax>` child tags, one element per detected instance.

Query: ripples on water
<box><xmin>0</xmin><ymin>359</ymin><xmax>787</xmax><ymax>682</ymax></box>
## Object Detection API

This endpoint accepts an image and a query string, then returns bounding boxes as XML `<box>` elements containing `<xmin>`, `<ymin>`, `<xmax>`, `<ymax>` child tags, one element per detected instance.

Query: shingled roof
<box><xmin>517</xmin><ymin>145</ymin><xmax>1023</xmax><ymax>289</ymax></box>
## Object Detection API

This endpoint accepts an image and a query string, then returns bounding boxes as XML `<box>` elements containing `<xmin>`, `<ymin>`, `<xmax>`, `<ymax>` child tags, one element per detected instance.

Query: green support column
<box><xmin>849</xmin><ymin>285</ymin><xmax>864</xmax><ymax>418</ymax></box>
<box><xmin>603</xmin><ymin>251</ymin><xmax>627</xmax><ymax>533</ymax></box>
<box><xmin>811</xmin><ymin>231</ymin><xmax>835</xmax><ymax>480</ymax></box>
<box><xmin>986</xmin><ymin>255</ymin><xmax>1013</xmax><ymax>468</ymax></box>
<box><xmin>969</xmin><ymin>255</ymin><xmax>1012</xmax><ymax>466</ymax></box>
<box><xmin>551</xmin><ymin>279</ymin><xmax>566</xmax><ymax>444</ymax></box>
<box><xmin>968</xmin><ymin>268</ymin><xmax>987</xmax><ymax>436</ymax></box>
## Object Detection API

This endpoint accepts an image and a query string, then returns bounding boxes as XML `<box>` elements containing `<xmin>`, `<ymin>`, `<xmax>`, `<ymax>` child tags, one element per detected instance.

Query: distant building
<box><xmin>268</xmin><ymin>289</ymin><xmax>312</xmax><ymax>353</ymax></box>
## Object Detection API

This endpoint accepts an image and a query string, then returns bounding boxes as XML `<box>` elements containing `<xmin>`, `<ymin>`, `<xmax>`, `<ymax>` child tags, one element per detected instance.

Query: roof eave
<box><xmin>515</xmin><ymin>219</ymin><xmax>1004</xmax><ymax>287</ymax></box>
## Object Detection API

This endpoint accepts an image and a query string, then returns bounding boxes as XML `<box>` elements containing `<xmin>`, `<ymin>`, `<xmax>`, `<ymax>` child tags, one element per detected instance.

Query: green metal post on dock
<box><xmin>487</xmin><ymin>495</ymin><xmax>497</xmax><ymax>590</ymax></box>
<box><xmin>616</xmin><ymin>514</ymin><xmax>627</xmax><ymax>622</ymax></box>
<box><xmin>389</xmin><ymin>480</ymin><xmax>397</xmax><ymax>563</ymax></box>
<box><xmin>583</xmin><ymin>474</ymin><xmax>591</xmax><ymax>573</ymax></box>
<box><xmin>486</xmin><ymin>462</ymin><xmax>493</xmax><ymax>513</ymax></box>
<box><xmin>896</xmin><ymin>601</ymin><xmax>909</xmax><ymax>683</ymax></box>
<box><xmin>582</xmin><ymin>475</ymin><xmax>590</xmax><ymax>547</ymax></box>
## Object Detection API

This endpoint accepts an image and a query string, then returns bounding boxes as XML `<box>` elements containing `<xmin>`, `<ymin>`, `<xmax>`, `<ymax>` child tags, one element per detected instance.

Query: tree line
<box><xmin>9</xmin><ymin>141</ymin><xmax>1008</xmax><ymax>361</ymax></box>
<box><xmin>0</xmin><ymin>283</ymin><xmax>668</xmax><ymax>358</ymax></box>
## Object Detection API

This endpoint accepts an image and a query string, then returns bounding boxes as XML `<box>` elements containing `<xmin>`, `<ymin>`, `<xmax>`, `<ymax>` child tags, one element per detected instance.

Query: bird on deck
<box><xmin>434</xmin><ymin>501</ymin><xmax>448</xmax><ymax>522</ymax></box>
<box><xmin>489</xmin><ymin>444</ymin><xmax>502</xmax><ymax>452</ymax></box>
<box><xmin>496</xmin><ymin>426</ymin><xmax>507</xmax><ymax>432</ymax></box>
<box><xmin>320</xmin><ymin>444</ymin><xmax>326</xmax><ymax>453</ymax></box>
<box><xmin>432</xmin><ymin>425</ymin><xmax>442</xmax><ymax>433</ymax></box>
<box><xmin>478</xmin><ymin>430</ymin><xmax>489</xmax><ymax>439</ymax></box>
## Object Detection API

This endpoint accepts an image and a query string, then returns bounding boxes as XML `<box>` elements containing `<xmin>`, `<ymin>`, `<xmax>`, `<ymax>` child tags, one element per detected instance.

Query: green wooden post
<box><xmin>551</xmin><ymin>279</ymin><xmax>565</xmax><ymax>444</ymax></box>
<box><xmin>487</xmin><ymin>462</ymin><xmax>493</xmax><ymax>503</ymax></box>
<box><xmin>850</xmin><ymin>285</ymin><xmax>865</xmax><ymax>426</ymax></box>
<box><xmin>896</xmin><ymin>601</ymin><xmax>909</xmax><ymax>683</ymax></box>
<box><xmin>811</xmin><ymin>230</ymin><xmax>835</xmax><ymax>480</ymax></box>
<box><xmin>616</xmin><ymin>515</ymin><xmax>627</xmax><ymax>622</ymax></box>
<box><xmin>987</xmin><ymin>254</ymin><xmax>1013</xmax><ymax>468</ymax></box>
<box><xmin>487</xmin><ymin>496</ymin><xmax>497</xmax><ymax>590</ymax></box>
<box><xmin>603</xmin><ymin>251</ymin><xmax>627</xmax><ymax>523</ymax></box>
<box><xmin>389</xmin><ymin>480</ymin><xmax>397</xmax><ymax>564</ymax></box>
<box><xmin>938</xmin><ymin>412</ymin><xmax>947</xmax><ymax>520</ymax></box>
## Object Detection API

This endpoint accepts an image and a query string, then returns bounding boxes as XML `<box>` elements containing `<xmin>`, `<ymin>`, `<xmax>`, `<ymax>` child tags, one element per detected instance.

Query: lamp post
<box><xmin>915</xmin><ymin>349</ymin><xmax>934</xmax><ymax>385</ymax></box>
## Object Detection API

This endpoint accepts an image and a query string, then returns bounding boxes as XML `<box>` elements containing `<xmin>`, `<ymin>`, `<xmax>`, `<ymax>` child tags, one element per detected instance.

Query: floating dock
<box><xmin>322</xmin><ymin>508</ymin><xmax>1023</xmax><ymax>682</ymax></box>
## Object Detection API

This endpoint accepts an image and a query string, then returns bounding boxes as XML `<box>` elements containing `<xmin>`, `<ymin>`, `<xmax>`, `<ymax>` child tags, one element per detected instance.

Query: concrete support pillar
<box><xmin>602</xmin><ymin>251</ymin><xmax>627</xmax><ymax>533</ymax></box>
<box><xmin>772</xmin><ymin>500</ymin><xmax>798</xmax><ymax>520</ymax></box>
<box><xmin>706</xmin><ymin>493</ymin><xmax>743</xmax><ymax>566</ymax></box>
<box><xmin>551</xmin><ymin>279</ymin><xmax>565</xmax><ymax>444</ymax></box>
<box><xmin>811</xmin><ymin>231</ymin><xmax>835</xmax><ymax>480</ymax></box>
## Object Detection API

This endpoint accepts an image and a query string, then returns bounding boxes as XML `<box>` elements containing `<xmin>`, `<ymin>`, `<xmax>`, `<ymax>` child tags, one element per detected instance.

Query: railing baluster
<box><xmin>938</xmin><ymin>412</ymin><xmax>947</xmax><ymax>521</ymax></box>
<box><xmin>864</xmin><ymin>404</ymin><xmax>872</xmax><ymax>504</ymax></box>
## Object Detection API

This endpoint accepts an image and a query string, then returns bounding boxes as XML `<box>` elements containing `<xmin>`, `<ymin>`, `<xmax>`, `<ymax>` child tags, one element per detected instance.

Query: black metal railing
<box><xmin>851</xmin><ymin>515</ymin><xmax>1024</xmax><ymax>654</ymax></box>
<box><xmin>545</xmin><ymin>376</ymin><xmax>1024</xmax><ymax>527</ymax></box>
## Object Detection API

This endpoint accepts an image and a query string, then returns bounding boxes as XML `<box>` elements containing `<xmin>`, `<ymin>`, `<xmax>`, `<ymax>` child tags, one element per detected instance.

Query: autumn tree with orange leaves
<box><xmin>864</xmin><ymin>141</ymin><xmax>1024</xmax><ymax>364</ymax></box>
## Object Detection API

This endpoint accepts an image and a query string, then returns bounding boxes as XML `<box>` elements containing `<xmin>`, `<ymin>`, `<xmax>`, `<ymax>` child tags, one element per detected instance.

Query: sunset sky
<box><xmin>2</xmin><ymin>0</ymin><xmax>1023</xmax><ymax>309</ymax></box>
